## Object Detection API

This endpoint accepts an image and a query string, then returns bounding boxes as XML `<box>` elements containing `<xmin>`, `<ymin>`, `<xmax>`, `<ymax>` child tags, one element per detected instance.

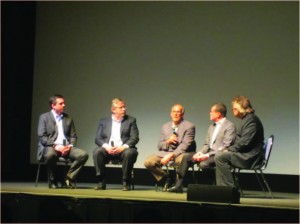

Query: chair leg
<box><xmin>233</xmin><ymin>169</ymin><xmax>244</xmax><ymax>196</ymax></box>
<box><xmin>165</xmin><ymin>165</ymin><xmax>170</xmax><ymax>175</ymax></box>
<box><xmin>258</xmin><ymin>169</ymin><xmax>273</xmax><ymax>199</ymax></box>
<box><xmin>131</xmin><ymin>169</ymin><xmax>134</xmax><ymax>190</ymax></box>
<box><xmin>35</xmin><ymin>162</ymin><xmax>41</xmax><ymax>187</ymax></box>
<box><xmin>155</xmin><ymin>183</ymin><xmax>159</xmax><ymax>191</ymax></box>
<box><xmin>191</xmin><ymin>165</ymin><xmax>196</xmax><ymax>184</ymax></box>
<box><xmin>196</xmin><ymin>166</ymin><xmax>202</xmax><ymax>184</ymax></box>
<box><xmin>254</xmin><ymin>170</ymin><xmax>267</xmax><ymax>196</ymax></box>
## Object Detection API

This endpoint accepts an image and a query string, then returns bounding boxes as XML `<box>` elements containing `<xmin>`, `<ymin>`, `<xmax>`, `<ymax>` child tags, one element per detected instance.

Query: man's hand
<box><xmin>106</xmin><ymin>146</ymin><xmax>126</xmax><ymax>155</ymax></box>
<box><xmin>161</xmin><ymin>153</ymin><xmax>175</xmax><ymax>165</ymax></box>
<box><xmin>193</xmin><ymin>152</ymin><xmax>209</xmax><ymax>162</ymax></box>
<box><xmin>106</xmin><ymin>146</ymin><xmax>117</xmax><ymax>155</ymax></box>
<box><xmin>54</xmin><ymin>145</ymin><xmax>72</xmax><ymax>156</ymax></box>
<box><xmin>166</xmin><ymin>134</ymin><xmax>178</xmax><ymax>147</ymax></box>
<box><xmin>61</xmin><ymin>146</ymin><xmax>72</xmax><ymax>156</ymax></box>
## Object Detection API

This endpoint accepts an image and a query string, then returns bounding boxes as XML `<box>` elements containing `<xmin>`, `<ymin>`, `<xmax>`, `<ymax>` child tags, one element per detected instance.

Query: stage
<box><xmin>1</xmin><ymin>182</ymin><xmax>299</xmax><ymax>223</ymax></box>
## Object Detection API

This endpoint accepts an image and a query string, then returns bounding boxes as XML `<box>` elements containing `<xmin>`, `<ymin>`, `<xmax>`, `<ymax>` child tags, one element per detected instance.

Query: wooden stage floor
<box><xmin>1</xmin><ymin>182</ymin><xmax>299</xmax><ymax>209</ymax></box>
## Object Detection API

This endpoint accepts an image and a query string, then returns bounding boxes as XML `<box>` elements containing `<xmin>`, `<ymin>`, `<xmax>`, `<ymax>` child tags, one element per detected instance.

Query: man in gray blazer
<box><xmin>38</xmin><ymin>94</ymin><xmax>89</xmax><ymax>189</ymax></box>
<box><xmin>144</xmin><ymin>104</ymin><xmax>196</xmax><ymax>191</ymax></box>
<box><xmin>167</xmin><ymin>103</ymin><xmax>236</xmax><ymax>193</ymax></box>
<box><xmin>93</xmin><ymin>98</ymin><xmax>139</xmax><ymax>191</ymax></box>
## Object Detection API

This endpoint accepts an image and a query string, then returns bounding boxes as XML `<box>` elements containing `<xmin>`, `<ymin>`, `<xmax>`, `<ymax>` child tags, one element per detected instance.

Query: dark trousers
<box><xmin>43</xmin><ymin>146</ymin><xmax>89</xmax><ymax>182</ymax></box>
<box><xmin>214</xmin><ymin>151</ymin><xmax>235</xmax><ymax>187</ymax></box>
<box><xmin>93</xmin><ymin>147</ymin><xmax>138</xmax><ymax>181</ymax></box>
<box><xmin>176</xmin><ymin>152</ymin><xmax>216</xmax><ymax>178</ymax></box>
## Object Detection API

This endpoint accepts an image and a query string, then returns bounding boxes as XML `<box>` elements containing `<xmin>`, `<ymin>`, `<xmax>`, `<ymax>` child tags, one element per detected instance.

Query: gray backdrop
<box><xmin>30</xmin><ymin>1</ymin><xmax>299</xmax><ymax>175</ymax></box>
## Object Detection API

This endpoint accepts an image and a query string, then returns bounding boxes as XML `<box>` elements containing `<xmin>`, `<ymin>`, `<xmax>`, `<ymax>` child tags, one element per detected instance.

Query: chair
<box><xmin>153</xmin><ymin>161</ymin><xmax>178</xmax><ymax>191</ymax></box>
<box><xmin>161</xmin><ymin>155</ymin><xmax>201</xmax><ymax>191</ymax></box>
<box><xmin>232</xmin><ymin>135</ymin><xmax>274</xmax><ymax>198</ymax></box>
<box><xmin>191</xmin><ymin>164</ymin><xmax>216</xmax><ymax>185</ymax></box>
<box><xmin>35</xmin><ymin>157</ymin><xmax>73</xmax><ymax>187</ymax></box>
<box><xmin>107</xmin><ymin>159</ymin><xmax>135</xmax><ymax>190</ymax></box>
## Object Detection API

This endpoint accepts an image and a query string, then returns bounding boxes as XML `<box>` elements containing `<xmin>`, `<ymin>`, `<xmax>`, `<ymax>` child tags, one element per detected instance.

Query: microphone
<box><xmin>63</xmin><ymin>139</ymin><xmax>66</xmax><ymax>146</ymax></box>
<box><xmin>172</xmin><ymin>125</ymin><xmax>178</xmax><ymax>136</ymax></box>
<box><xmin>111</xmin><ymin>141</ymin><xmax>114</xmax><ymax>147</ymax></box>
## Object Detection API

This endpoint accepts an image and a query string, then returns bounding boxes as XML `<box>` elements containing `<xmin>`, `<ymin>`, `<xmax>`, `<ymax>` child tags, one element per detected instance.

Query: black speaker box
<box><xmin>187</xmin><ymin>184</ymin><xmax>240</xmax><ymax>204</ymax></box>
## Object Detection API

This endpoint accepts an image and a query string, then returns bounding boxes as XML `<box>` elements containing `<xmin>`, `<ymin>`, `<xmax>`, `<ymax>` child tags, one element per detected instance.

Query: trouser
<box><xmin>43</xmin><ymin>146</ymin><xmax>89</xmax><ymax>182</ymax></box>
<box><xmin>144</xmin><ymin>154</ymin><xmax>184</xmax><ymax>182</ymax></box>
<box><xmin>176</xmin><ymin>152</ymin><xmax>216</xmax><ymax>178</ymax></box>
<box><xmin>93</xmin><ymin>147</ymin><xmax>138</xmax><ymax>181</ymax></box>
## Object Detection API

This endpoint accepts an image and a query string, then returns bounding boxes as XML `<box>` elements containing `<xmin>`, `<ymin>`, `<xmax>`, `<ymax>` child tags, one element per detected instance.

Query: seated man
<box><xmin>144</xmin><ymin>104</ymin><xmax>196</xmax><ymax>191</ymax></box>
<box><xmin>38</xmin><ymin>94</ymin><xmax>89</xmax><ymax>189</ymax></box>
<box><xmin>215</xmin><ymin>96</ymin><xmax>264</xmax><ymax>187</ymax></box>
<box><xmin>168</xmin><ymin>103</ymin><xmax>235</xmax><ymax>193</ymax></box>
<box><xmin>93</xmin><ymin>98</ymin><xmax>139</xmax><ymax>191</ymax></box>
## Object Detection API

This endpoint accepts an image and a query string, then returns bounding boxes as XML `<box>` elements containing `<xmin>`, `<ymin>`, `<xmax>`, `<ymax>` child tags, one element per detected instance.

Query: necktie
<box><xmin>210</xmin><ymin>123</ymin><xmax>218</xmax><ymax>148</ymax></box>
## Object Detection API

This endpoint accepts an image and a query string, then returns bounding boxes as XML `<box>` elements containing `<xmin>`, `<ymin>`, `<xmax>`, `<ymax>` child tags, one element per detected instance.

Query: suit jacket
<box><xmin>157</xmin><ymin>119</ymin><xmax>196</xmax><ymax>157</ymax></box>
<box><xmin>200</xmin><ymin>118</ymin><xmax>236</xmax><ymax>156</ymax></box>
<box><xmin>229</xmin><ymin>113</ymin><xmax>264</xmax><ymax>169</ymax></box>
<box><xmin>95</xmin><ymin>115</ymin><xmax>139</xmax><ymax>148</ymax></box>
<box><xmin>37</xmin><ymin>111</ymin><xmax>77</xmax><ymax>160</ymax></box>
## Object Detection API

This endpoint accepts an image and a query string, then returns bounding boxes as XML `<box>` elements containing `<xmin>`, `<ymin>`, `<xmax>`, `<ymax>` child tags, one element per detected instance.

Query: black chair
<box><xmin>191</xmin><ymin>164</ymin><xmax>216</xmax><ymax>185</ymax></box>
<box><xmin>232</xmin><ymin>135</ymin><xmax>274</xmax><ymax>198</ymax></box>
<box><xmin>107</xmin><ymin>159</ymin><xmax>135</xmax><ymax>190</ymax></box>
<box><xmin>35</xmin><ymin>157</ymin><xmax>73</xmax><ymax>187</ymax></box>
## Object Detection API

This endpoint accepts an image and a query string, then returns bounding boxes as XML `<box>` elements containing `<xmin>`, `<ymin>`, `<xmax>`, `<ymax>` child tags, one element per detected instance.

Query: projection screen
<box><xmin>30</xmin><ymin>1</ymin><xmax>299</xmax><ymax>175</ymax></box>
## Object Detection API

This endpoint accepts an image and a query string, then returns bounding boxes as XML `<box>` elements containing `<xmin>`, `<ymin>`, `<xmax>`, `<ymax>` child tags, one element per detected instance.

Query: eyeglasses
<box><xmin>172</xmin><ymin>110</ymin><xmax>183</xmax><ymax>114</ymax></box>
<box><xmin>115</xmin><ymin>106</ymin><xmax>126</xmax><ymax>109</ymax></box>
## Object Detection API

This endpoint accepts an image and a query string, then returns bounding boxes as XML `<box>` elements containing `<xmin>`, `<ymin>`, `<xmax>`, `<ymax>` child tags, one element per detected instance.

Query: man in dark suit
<box><xmin>93</xmin><ymin>98</ymin><xmax>139</xmax><ymax>191</ymax></box>
<box><xmin>38</xmin><ymin>94</ymin><xmax>89</xmax><ymax>189</ymax></box>
<box><xmin>167</xmin><ymin>103</ymin><xmax>236</xmax><ymax>193</ymax></box>
<box><xmin>144</xmin><ymin>104</ymin><xmax>196</xmax><ymax>191</ymax></box>
<box><xmin>215</xmin><ymin>96</ymin><xmax>264</xmax><ymax>187</ymax></box>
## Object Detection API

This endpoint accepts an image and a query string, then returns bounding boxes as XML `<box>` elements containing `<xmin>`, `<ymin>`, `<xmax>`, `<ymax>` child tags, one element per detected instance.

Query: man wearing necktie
<box><xmin>37</xmin><ymin>94</ymin><xmax>89</xmax><ymax>189</ymax></box>
<box><xmin>167</xmin><ymin>103</ymin><xmax>236</xmax><ymax>193</ymax></box>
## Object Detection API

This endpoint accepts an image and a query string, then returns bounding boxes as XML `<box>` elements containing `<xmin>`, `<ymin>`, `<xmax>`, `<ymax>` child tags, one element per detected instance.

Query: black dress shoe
<box><xmin>162</xmin><ymin>177</ymin><xmax>174</xmax><ymax>192</ymax></box>
<box><xmin>65</xmin><ymin>178</ymin><xmax>76</xmax><ymax>189</ymax></box>
<box><xmin>167</xmin><ymin>186</ymin><xmax>183</xmax><ymax>193</ymax></box>
<box><xmin>122</xmin><ymin>181</ymin><xmax>130</xmax><ymax>191</ymax></box>
<box><xmin>94</xmin><ymin>182</ymin><xmax>106</xmax><ymax>190</ymax></box>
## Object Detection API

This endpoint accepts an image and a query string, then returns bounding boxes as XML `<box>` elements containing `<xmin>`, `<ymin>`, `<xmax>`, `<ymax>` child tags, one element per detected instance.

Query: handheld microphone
<box><xmin>172</xmin><ymin>125</ymin><xmax>178</xmax><ymax>136</ymax></box>
<box><xmin>63</xmin><ymin>139</ymin><xmax>66</xmax><ymax>146</ymax></box>
<box><xmin>111</xmin><ymin>141</ymin><xmax>114</xmax><ymax>147</ymax></box>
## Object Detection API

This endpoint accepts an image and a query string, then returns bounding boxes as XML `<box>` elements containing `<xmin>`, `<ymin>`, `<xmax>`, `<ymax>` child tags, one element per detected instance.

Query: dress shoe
<box><xmin>162</xmin><ymin>177</ymin><xmax>174</xmax><ymax>192</ymax></box>
<box><xmin>167</xmin><ymin>185</ymin><xmax>183</xmax><ymax>193</ymax></box>
<box><xmin>122</xmin><ymin>181</ymin><xmax>130</xmax><ymax>191</ymax></box>
<box><xmin>48</xmin><ymin>182</ymin><xmax>58</xmax><ymax>189</ymax></box>
<box><xmin>64</xmin><ymin>177</ymin><xmax>76</xmax><ymax>189</ymax></box>
<box><xmin>94</xmin><ymin>182</ymin><xmax>106</xmax><ymax>190</ymax></box>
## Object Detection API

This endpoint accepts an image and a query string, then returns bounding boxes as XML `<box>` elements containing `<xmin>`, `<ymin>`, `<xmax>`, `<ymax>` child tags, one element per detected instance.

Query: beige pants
<box><xmin>144</xmin><ymin>154</ymin><xmax>184</xmax><ymax>182</ymax></box>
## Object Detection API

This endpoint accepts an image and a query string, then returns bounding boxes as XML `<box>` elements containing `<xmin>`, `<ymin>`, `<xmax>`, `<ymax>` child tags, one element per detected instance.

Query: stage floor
<box><xmin>1</xmin><ymin>182</ymin><xmax>299</xmax><ymax>209</ymax></box>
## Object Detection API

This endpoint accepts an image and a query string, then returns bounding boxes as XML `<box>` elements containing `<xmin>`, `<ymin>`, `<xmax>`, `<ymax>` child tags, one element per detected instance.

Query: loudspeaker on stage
<box><xmin>187</xmin><ymin>184</ymin><xmax>240</xmax><ymax>204</ymax></box>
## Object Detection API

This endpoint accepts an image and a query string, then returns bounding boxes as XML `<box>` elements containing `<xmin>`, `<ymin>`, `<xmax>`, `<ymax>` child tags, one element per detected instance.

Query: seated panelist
<box><xmin>37</xmin><ymin>94</ymin><xmax>89</xmax><ymax>189</ymax></box>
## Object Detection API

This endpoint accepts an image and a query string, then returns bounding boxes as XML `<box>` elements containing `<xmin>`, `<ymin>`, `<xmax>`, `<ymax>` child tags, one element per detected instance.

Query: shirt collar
<box><xmin>112</xmin><ymin>114</ymin><xmax>124</xmax><ymax>123</ymax></box>
<box><xmin>51</xmin><ymin>110</ymin><xmax>63</xmax><ymax>120</ymax></box>
<box><xmin>172</xmin><ymin>119</ymin><xmax>183</xmax><ymax>128</ymax></box>
<box><xmin>215</xmin><ymin>117</ymin><xmax>226</xmax><ymax>125</ymax></box>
